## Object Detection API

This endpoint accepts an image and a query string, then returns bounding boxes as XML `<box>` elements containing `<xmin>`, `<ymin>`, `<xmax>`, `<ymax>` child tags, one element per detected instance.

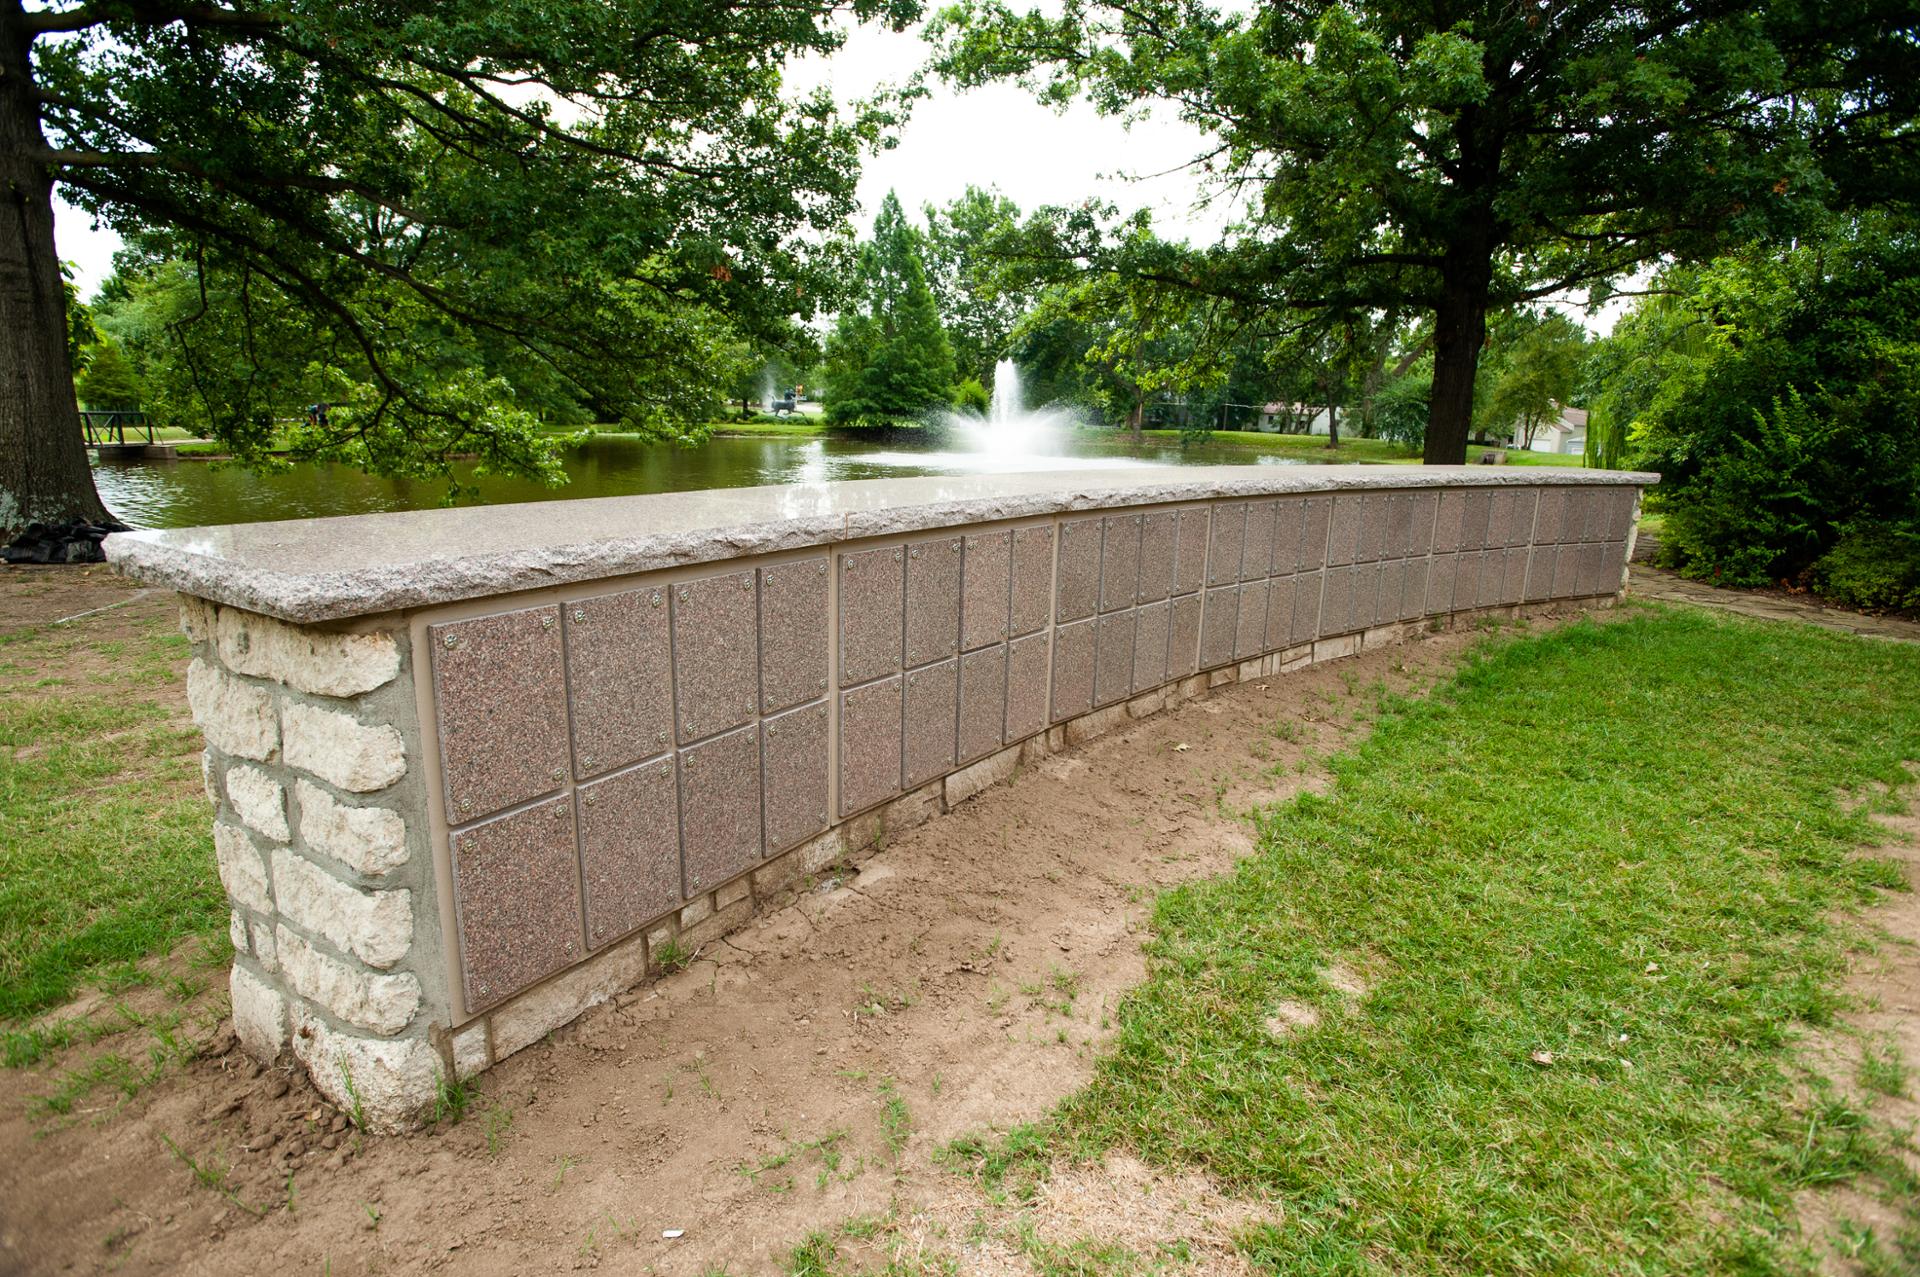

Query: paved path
<box><xmin>1628</xmin><ymin>564</ymin><xmax>1920</xmax><ymax>643</ymax></box>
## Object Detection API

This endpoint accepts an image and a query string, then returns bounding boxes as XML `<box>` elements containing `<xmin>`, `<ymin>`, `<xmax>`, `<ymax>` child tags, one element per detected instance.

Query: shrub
<box><xmin>951</xmin><ymin>377</ymin><xmax>989</xmax><ymax>412</ymax></box>
<box><xmin>1807</xmin><ymin>523</ymin><xmax>1920</xmax><ymax>612</ymax></box>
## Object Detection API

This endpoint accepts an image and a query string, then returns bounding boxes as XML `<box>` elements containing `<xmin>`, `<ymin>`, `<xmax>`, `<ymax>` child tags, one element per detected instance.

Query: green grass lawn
<box><xmin>0</xmin><ymin>607</ymin><xmax>224</xmax><ymax>1027</ymax></box>
<box><xmin>933</xmin><ymin>606</ymin><xmax>1919</xmax><ymax>1275</ymax></box>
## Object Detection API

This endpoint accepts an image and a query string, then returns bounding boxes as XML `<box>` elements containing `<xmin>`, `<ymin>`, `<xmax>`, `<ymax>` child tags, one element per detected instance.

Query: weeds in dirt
<box><xmin>1858</xmin><ymin>1040</ymin><xmax>1910</xmax><ymax>1098</ymax></box>
<box><xmin>431</xmin><ymin>1070</ymin><xmax>474</xmax><ymax>1123</ymax></box>
<box><xmin>337</xmin><ymin>1060</ymin><xmax>367</xmax><ymax>1129</ymax></box>
<box><xmin>739</xmin><ymin>1127</ymin><xmax>851</xmax><ymax>1193</ymax></box>
<box><xmin>159</xmin><ymin>1133</ymin><xmax>266</xmax><ymax>1217</ymax></box>
<box><xmin>653</xmin><ymin>938</ymin><xmax>692</xmax><ymax>973</ymax></box>
<box><xmin>878</xmin><ymin>1079</ymin><xmax>912</xmax><ymax>1161</ymax></box>
<box><xmin>483</xmin><ymin>1103</ymin><xmax>513</xmax><ymax>1157</ymax></box>
<box><xmin>550</xmin><ymin>1152</ymin><xmax>583</xmax><ymax>1191</ymax></box>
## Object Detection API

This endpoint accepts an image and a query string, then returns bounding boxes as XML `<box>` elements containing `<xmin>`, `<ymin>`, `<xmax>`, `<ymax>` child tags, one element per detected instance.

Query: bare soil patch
<box><xmin>0</xmin><ymin>603</ymin><xmax>1553</xmax><ymax>1276</ymax></box>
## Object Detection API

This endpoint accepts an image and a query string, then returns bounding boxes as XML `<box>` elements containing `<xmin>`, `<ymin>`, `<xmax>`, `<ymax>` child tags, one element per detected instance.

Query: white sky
<box><xmin>54</xmin><ymin>18</ymin><xmax>1634</xmax><ymax>333</ymax></box>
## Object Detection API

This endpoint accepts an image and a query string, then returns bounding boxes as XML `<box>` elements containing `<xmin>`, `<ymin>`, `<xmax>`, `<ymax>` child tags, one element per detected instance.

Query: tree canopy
<box><xmin>1</xmin><ymin>0</ymin><xmax>916</xmax><ymax>533</ymax></box>
<box><xmin>930</xmin><ymin>0</ymin><xmax>1920</xmax><ymax>462</ymax></box>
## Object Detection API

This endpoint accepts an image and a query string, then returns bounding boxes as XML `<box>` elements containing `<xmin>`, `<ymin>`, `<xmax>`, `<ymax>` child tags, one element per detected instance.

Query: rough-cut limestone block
<box><xmin>1065</xmin><ymin>702</ymin><xmax>1130</xmax><ymax>748</ymax></box>
<box><xmin>451</xmin><ymin>1021</ymin><xmax>490</xmax><ymax>1080</ymax></box>
<box><xmin>229</xmin><ymin>910</ymin><xmax>249</xmax><ymax>955</ymax></box>
<box><xmin>226</xmin><ymin>763</ymin><xmax>289</xmax><ymax>842</ymax></box>
<box><xmin>215</xmin><ymin>607</ymin><xmax>400</xmax><ymax>698</ymax></box>
<box><xmin>945</xmin><ymin>743</ymin><xmax>1022</xmax><ymax>807</ymax></box>
<box><xmin>213</xmin><ymin>821</ymin><xmax>274</xmax><ymax>914</ymax></box>
<box><xmin>288</xmin><ymin>1004</ymin><xmax>441</xmax><ymax>1133</ymax></box>
<box><xmin>283</xmin><ymin>702</ymin><xmax>406</xmax><ymax>793</ymax></box>
<box><xmin>489</xmin><ymin>928</ymin><xmax>651</xmax><ymax>1062</ymax></box>
<box><xmin>294</xmin><ymin>779</ymin><xmax>408</xmax><ymax>877</ymax></box>
<box><xmin>230</xmin><ymin>962</ymin><xmax>288</xmax><ymax>1059</ymax></box>
<box><xmin>884</xmin><ymin>783</ymin><xmax>942</xmax><ymax>835</ymax></box>
<box><xmin>179</xmin><ymin>596</ymin><xmax>216</xmax><ymax>643</ymax></box>
<box><xmin>187</xmin><ymin>659</ymin><xmax>278</xmax><ymax>761</ymax></box>
<box><xmin>276</xmin><ymin>925</ymin><xmax>421</xmax><ymax>1036</ymax></box>
<box><xmin>250</xmin><ymin>919</ymin><xmax>278</xmax><ymax>972</ymax></box>
<box><xmin>201</xmin><ymin>750</ymin><xmax>221</xmax><ymax>807</ymax></box>
<box><xmin>270</xmin><ymin>848</ymin><xmax>412</xmax><ymax>969</ymax></box>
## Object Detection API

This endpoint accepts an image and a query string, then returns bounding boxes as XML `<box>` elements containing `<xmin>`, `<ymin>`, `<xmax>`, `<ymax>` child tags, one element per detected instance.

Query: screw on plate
<box><xmin>442</xmin><ymin>634</ymin><xmax>458</xmax><ymax>649</ymax></box>
<box><xmin>684</xmin><ymin>722</ymin><xmax>695</xmax><ymax>736</ymax></box>
<box><xmin>679</xmin><ymin>587</ymin><xmax>690</xmax><ymax>602</ymax></box>
<box><xmin>550</xmin><ymin>767</ymin><xmax>563</xmax><ymax>781</ymax></box>
<box><xmin>573</xmin><ymin>609</ymin><xmax>586</xmax><ymax>622</ymax></box>
<box><xmin>656</xmin><ymin>730</ymin><xmax>666</xmax><ymax>744</ymax></box>
<box><xmin>741</xmin><ymin>576</ymin><xmax>751</xmax><ymax>590</ymax></box>
<box><xmin>659</xmin><ymin>762</ymin><xmax>671</xmax><ymax>778</ymax></box>
<box><xmin>951</xmin><ymin>540</ymin><xmax>960</xmax><ymax>552</ymax></box>
<box><xmin>767</xmin><ymin>724</ymin><xmax>776</xmax><ymax>738</ymax></box>
<box><xmin>582</xmin><ymin>754</ymin><xmax>595</xmax><ymax>768</ymax></box>
<box><xmin>817</xmin><ymin>561</ymin><xmax>826</xmax><ymax>574</ymax></box>
<box><xmin>564</xmin><ymin>942</ymin><xmax>575</xmax><ymax>955</ymax></box>
<box><xmin>816</xmin><ymin>677</ymin><xmax>826</xmax><ymax>690</ymax></box>
<box><xmin>542</xmin><ymin>615</ymin><xmax>554</xmax><ymax>628</ymax></box>
<box><xmin>476</xmin><ymin>981</ymin><xmax>488</xmax><ymax>995</ymax></box>
<box><xmin>650</xmin><ymin>591</ymin><xmax>662</xmax><ymax>607</ymax></box>
<box><xmin>584</xmin><ymin>793</ymin><xmax>597</xmax><ymax>807</ymax></box>
<box><xmin>910</xmin><ymin>546</ymin><xmax>920</xmax><ymax>559</ymax></box>
<box><xmin>458</xmin><ymin>797</ymin><xmax>472</xmax><ymax>812</ymax></box>
<box><xmin>893</xmin><ymin>548</ymin><xmax>902</xmax><ymax>561</ymax></box>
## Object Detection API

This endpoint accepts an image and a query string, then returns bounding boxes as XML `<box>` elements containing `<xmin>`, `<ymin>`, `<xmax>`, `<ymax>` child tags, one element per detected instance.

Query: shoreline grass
<box><xmin>945</xmin><ymin>606</ymin><xmax>1919</xmax><ymax>1273</ymax></box>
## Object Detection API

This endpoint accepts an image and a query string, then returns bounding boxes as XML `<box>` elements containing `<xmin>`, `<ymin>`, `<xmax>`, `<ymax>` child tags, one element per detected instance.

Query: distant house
<box><xmin>1519</xmin><ymin>405</ymin><xmax>1589</xmax><ymax>456</ymax></box>
<box><xmin>1258</xmin><ymin>403</ymin><xmax>1336</xmax><ymax>435</ymax></box>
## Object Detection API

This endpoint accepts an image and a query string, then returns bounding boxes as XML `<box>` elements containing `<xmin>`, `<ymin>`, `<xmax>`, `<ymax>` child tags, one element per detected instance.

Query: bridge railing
<box><xmin>81</xmin><ymin>410</ymin><xmax>155</xmax><ymax>446</ymax></box>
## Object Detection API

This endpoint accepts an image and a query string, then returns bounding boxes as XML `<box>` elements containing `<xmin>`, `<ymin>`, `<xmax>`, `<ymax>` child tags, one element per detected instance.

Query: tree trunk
<box><xmin>1326</xmin><ymin>403</ymin><xmax>1339</xmax><ymax>448</ymax></box>
<box><xmin>1423</xmin><ymin>248</ymin><xmax>1494</xmax><ymax>465</ymax></box>
<box><xmin>1126</xmin><ymin>389</ymin><xmax>1143</xmax><ymax>441</ymax></box>
<box><xmin>0</xmin><ymin>0</ymin><xmax>109</xmax><ymax>540</ymax></box>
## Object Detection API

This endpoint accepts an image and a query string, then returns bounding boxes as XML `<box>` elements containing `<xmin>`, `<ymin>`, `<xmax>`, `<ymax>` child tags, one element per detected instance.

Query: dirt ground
<box><xmin>1</xmin><ymin>568</ymin><xmax>1912</xmax><ymax>1276</ymax></box>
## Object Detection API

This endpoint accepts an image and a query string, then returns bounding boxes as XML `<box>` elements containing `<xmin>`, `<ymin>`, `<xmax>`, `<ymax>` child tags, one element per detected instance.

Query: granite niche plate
<box><xmin>839</xmin><ymin>546</ymin><xmax>904</xmax><ymax>687</ymax></box>
<box><xmin>1299</xmin><ymin>496</ymin><xmax>1332</xmax><ymax>572</ymax></box>
<box><xmin>430</xmin><ymin>604</ymin><xmax>570</xmax><ymax>823</ymax></box>
<box><xmin>905</xmin><ymin>537</ymin><xmax>963</xmax><ymax>669</ymax></box>
<box><xmin>678</xmin><ymin>724</ymin><xmax>762</xmax><ymax>894</ymax></box>
<box><xmin>451</xmin><ymin>794</ymin><xmax>583</xmax><ymax>1012</ymax></box>
<box><xmin>958</xmin><ymin>644</ymin><xmax>1008</xmax><ymax>763</ymax></box>
<box><xmin>1009</xmin><ymin>525</ymin><xmax>1056</xmax><ymax>636</ymax></box>
<box><xmin>1172</xmin><ymin>506</ymin><xmax>1210</xmax><ymax>595</ymax></box>
<box><xmin>1094</xmin><ymin>610</ymin><xmax>1136</xmax><ymax>707</ymax></box>
<box><xmin>1242</xmin><ymin>500</ymin><xmax>1276</xmax><ymax>582</ymax></box>
<box><xmin>1207</xmin><ymin>503</ymin><xmax>1246</xmax><ymax>587</ymax></box>
<box><xmin>672</xmin><ymin>569</ymin><xmax>758</xmax><ymax>745</ymax></box>
<box><xmin>762</xmin><ymin>701</ymin><xmax>829</xmax><ymax>854</ymax></box>
<box><xmin>1291</xmin><ymin>570</ymin><xmax>1324</xmax><ymax>645</ymax></box>
<box><xmin>1055</xmin><ymin>518</ymin><xmax>1102</xmax><ymax>623</ymax></box>
<box><xmin>1050</xmin><ymin>619</ymin><xmax>1095</xmax><ymax>722</ymax></box>
<box><xmin>840</xmin><ymin>676</ymin><xmax>902</xmax><ymax>816</ymax></box>
<box><xmin>1100</xmin><ymin>513</ymin><xmax>1143</xmax><ymax>613</ymax></box>
<box><xmin>1200</xmin><ymin>585</ymin><xmax>1239</xmax><ymax>669</ymax></box>
<box><xmin>1005</xmin><ymin>631</ymin><xmax>1051</xmax><ymax>742</ymax></box>
<box><xmin>760</xmin><ymin>558</ymin><xmax>829</xmax><ymax>715</ymax></box>
<box><xmin>1137</xmin><ymin>511</ymin><xmax>1176</xmax><ymax>604</ymax></box>
<box><xmin>563</xmin><ymin>587</ymin><xmax>672</xmax><ymax>781</ymax></box>
<box><xmin>1132</xmin><ymin>599</ymin><xmax>1169</xmax><ymax>691</ymax></box>
<box><xmin>903</xmin><ymin>659</ymin><xmax>959</xmax><ymax>787</ymax></box>
<box><xmin>577</xmin><ymin>758</ymin><xmax>680</xmax><ymax>950</ymax></box>
<box><xmin>1236</xmin><ymin>578</ymin><xmax>1270</xmax><ymax>661</ymax></box>
<box><xmin>1169</xmin><ymin>592</ymin><xmax>1203</xmax><ymax>678</ymax></box>
<box><xmin>960</xmin><ymin>530</ymin><xmax>1011</xmax><ymax>652</ymax></box>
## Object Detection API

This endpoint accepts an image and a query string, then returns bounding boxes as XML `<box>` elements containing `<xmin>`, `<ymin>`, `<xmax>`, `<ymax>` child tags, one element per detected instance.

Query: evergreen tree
<box><xmin>74</xmin><ymin>342</ymin><xmax>142</xmax><ymax>411</ymax></box>
<box><xmin>824</xmin><ymin>193</ymin><xmax>956</xmax><ymax>426</ymax></box>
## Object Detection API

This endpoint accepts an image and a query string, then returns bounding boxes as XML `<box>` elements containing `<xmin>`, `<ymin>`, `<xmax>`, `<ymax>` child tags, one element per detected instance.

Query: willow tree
<box><xmin>0</xmin><ymin>0</ymin><xmax>914</xmax><ymax>535</ymax></box>
<box><xmin>931</xmin><ymin>0</ymin><xmax>1917</xmax><ymax>463</ymax></box>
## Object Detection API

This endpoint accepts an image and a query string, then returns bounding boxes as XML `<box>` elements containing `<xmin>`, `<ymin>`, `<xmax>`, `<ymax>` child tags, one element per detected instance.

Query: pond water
<box><xmin>92</xmin><ymin>432</ymin><xmax>1344</xmax><ymax>530</ymax></box>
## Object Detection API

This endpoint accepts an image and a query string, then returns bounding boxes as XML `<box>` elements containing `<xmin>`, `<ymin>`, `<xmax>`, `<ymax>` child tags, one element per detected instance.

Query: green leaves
<box><xmin>33</xmin><ymin>0</ymin><xmax>922</xmax><ymax>487</ymax></box>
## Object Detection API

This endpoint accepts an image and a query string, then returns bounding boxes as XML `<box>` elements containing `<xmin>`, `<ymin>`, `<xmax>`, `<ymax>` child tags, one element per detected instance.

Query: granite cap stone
<box><xmin>108</xmin><ymin>465</ymin><xmax>1655</xmax><ymax>624</ymax></box>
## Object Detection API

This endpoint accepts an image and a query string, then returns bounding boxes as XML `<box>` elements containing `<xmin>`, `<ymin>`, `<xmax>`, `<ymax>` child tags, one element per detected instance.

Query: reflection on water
<box><xmin>93</xmin><ymin>433</ymin><xmax>1335</xmax><ymax>530</ymax></box>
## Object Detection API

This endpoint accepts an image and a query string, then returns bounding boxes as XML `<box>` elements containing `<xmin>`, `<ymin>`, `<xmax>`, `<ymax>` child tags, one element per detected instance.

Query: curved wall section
<box><xmin>112</xmin><ymin>465</ymin><xmax>1651</xmax><ymax>1127</ymax></box>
